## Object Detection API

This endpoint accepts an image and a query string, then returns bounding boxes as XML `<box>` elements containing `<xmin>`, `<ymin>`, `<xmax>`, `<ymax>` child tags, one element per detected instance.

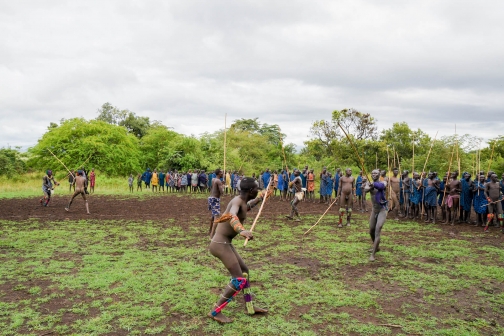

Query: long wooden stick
<box><xmin>455</xmin><ymin>125</ymin><xmax>461</xmax><ymax>175</ymax></box>
<box><xmin>244</xmin><ymin>177</ymin><xmax>272</xmax><ymax>246</ymax></box>
<box><xmin>418</xmin><ymin>131</ymin><xmax>438</xmax><ymax>189</ymax></box>
<box><xmin>387</xmin><ymin>146</ymin><xmax>391</xmax><ymax>200</ymax></box>
<box><xmin>441</xmin><ymin>141</ymin><xmax>456</xmax><ymax>206</ymax></box>
<box><xmin>337</xmin><ymin>122</ymin><xmax>371</xmax><ymax>182</ymax></box>
<box><xmin>412</xmin><ymin>133</ymin><xmax>415</xmax><ymax>173</ymax></box>
<box><xmin>304</xmin><ymin>197</ymin><xmax>339</xmax><ymax>235</ymax></box>
<box><xmin>75</xmin><ymin>153</ymin><xmax>93</xmax><ymax>170</ymax></box>
<box><xmin>47</xmin><ymin>148</ymin><xmax>75</xmax><ymax>179</ymax></box>
<box><xmin>223</xmin><ymin>114</ymin><xmax>227</xmax><ymax>177</ymax></box>
<box><xmin>486</xmin><ymin>140</ymin><xmax>496</xmax><ymax>176</ymax></box>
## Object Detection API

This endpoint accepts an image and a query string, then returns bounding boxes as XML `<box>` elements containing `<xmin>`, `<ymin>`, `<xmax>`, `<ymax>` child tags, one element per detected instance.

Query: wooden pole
<box><xmin>418</xmin><ymin>131</ymin><xmax>438</xmax><ymax>189</ymax></box>
<box><xmin>486</xmin><ymin>140</ymin><xmax>496</xmax><ymax>176</ymax></box>
<box><xmin>386</xmin><ymin>146</ymin><xmax>391</xmax><ymax>200</ymax></box>
<box><xmin>47</xmin><ymin>148</ymin><xmax>75</xmax><ymax>179</ymax></box>
<box><xmin>223</xmin><ymin>114</ymin><xmax>227</xmax><ymax>177</ymax></box>
<box><xmin>412</xmin><ymin>133</ymin><xmax>415</xmax><ymax>174</ymax></box>
<box><xmin>455</xmin><ymin>125</ymin><xmax>461</xmax><ymax>175</ymax></box>
<box><xmin>244</xmin><ymin>178</ymin><xmax>272</xmax><ymax>246</ymax></box>
<box><xmin>337</xmin><ymin>122</ymin><xmax>371</xmax><ymax>182</ymax></box>
<box><xmin>375</xmin><ymin>152</ymin><xmax>378</xmax><ymax>169</ymax></box>
<box><xmin>304</xmin><ymin>197</ymin><xmax>339</xmax><ymax>235</ymax></box>
<box><xmin>441</xmin><ymin>141</ymin><xmax>456</xmax><ymax>206</ymax></box>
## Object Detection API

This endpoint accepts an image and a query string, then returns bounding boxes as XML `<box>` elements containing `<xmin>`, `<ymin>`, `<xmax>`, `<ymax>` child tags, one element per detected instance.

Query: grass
<box><xmin>1</xmin><ymin>207</ymin><xmax>504</xmax><ymax>335</ymax></box>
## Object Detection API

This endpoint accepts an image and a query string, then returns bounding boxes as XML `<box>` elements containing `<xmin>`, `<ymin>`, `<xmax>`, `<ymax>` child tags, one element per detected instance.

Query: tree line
<box><xmin>1</xmin><ymin>103</ymin><xmax>502</xmax><ymax>177</ymax></box>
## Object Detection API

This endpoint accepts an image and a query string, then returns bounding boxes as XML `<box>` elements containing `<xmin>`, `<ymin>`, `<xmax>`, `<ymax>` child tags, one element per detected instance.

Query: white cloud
<box><xmin>1</xmin><ymin>0</ymin><xmax>503</xmax><ymax>150</ymax></box>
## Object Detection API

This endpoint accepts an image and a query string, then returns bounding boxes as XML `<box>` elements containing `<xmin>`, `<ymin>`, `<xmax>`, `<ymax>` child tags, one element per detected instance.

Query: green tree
<box><xmin>0</xmin><ymin>147</ymin><xmax>27</xmax><ymax>177</ymax></box>
<box><xmin>96</xmin><ymin>102</ymin><xmax>152</xmax><ymax>138</ymax></box>
<box><xmin>28</xmin><ymin>118</ymin><xmax>141</xmax><ymax>176</ymax></box>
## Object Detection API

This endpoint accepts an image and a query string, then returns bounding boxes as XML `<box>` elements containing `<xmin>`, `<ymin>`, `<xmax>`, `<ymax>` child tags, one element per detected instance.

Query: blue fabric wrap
<box><xmin>263</xmin><ymin>172</ymin><xmax>271</xmax><ymax>187</ymax></box>
<box><xmin>300</xmin><ymin>173</ymin><xmax>307</xmax><ymax>188</ymax></box>
<box><xmin>460</xmin><ymin>179</ymin><xmax>472</xmax><ymax>211</ymax></box>
<box><xmin>424</xmin><ymin>186</ymin><xmax>437</xmax><ymax>206</ymax></box>
<box><xmin>326</xmin><ymin>177</ymin><xmax>333</xmax><ymax>195</ymax></box>
<box><xmin>437</xmin><ymin>181</ymin><xmax>445</xmax><ymax>206</ymax></box>
<box><xmin>334</xmin><ymin>174</ymin><xmax>340</xmax><ymax>191</ymax></box>
<box><xmin>410</xmin><ymin>181</ymin><xmax>421</xmax><ymax>204</ymax></box>
<box><xmin>356</xmin><ymin>176</ymin><xmax>363</xmax><ymax>196</ymax></box>
<box><xmin>277</xmin><ymin>173</ymin><xmax>284</xmax><ymax>189</ymax></box>
<box><xmin>473</xmin><ymin>182</ymin><xmax>488</xmax><ymax>214</ymax></box>
<box><xmin>319</xmin><ymin>174</ymin><xmax>327</xmax><ymax>195</ymax></box>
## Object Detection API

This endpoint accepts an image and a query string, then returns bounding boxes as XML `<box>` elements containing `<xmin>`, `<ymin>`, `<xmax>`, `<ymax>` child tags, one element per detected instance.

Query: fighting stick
<box><xmin>244</xmin><ymin>178</ymin><xmax>272</xmax><ymax>247</ymax></box>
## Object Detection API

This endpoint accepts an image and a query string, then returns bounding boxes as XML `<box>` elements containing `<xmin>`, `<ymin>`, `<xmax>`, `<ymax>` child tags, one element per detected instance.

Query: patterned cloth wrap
<box><xmin>208</xmin><ymin>197</ymin><xmax>220</xmax><ymax>217</ymax></box>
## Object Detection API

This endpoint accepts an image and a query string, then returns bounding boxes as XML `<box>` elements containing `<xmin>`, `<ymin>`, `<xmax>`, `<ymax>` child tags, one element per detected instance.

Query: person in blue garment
<box><xmin>300</xmin><ymin>166</ymin><xmax>308</xmax><ymax>201</ymax></box>
<box><xmin>142</xmin><ymin>168</ymin><xmax>152</xmax><ymax>189</ymax></box>
<box><xmin>473</xmin><ymin>174</ymin><xmax>488</xmax><ymax>227</ymax></box>
<box><xmin>333</xmin><ymin>168</ymin><xmax>341</xmax><ymax>199</ymax></box>
<box><xmin>158</xmin><ymin>170</ymin><xmax>165</xmax><ymax>192</ymax></box>
<box><xmin>262</xmin><ymin>169</ymin><xmax>271</xmax><ymax>190</ymax></box>
<box><xmin>319</xmin><ymin>167</ymin><xmax>327</xmax><ymax>203</ymax></box>
<box><xmin>410</xmin><ymin>172</ymin><xmax>421</xmax><ymax>219</ymax></box>
<box><xmin>423</xmin><ymin>172</ymin><xmax>439</xmax><ymax>224</ymax></box>
<box><xmin>500</xmin><ymin>173</ymin><xmax>504</xmax><ymax>210</ymax></box>
<box><xmin>356</xmin><ymin>171</ymin><xmax>363</xmax><ymax>211</ymax></box>
<box><xmin>277</xmin><ymin>169</ymin><xmax>285</xmax><ymax>201</ymax></box>
<box><xmin>459</xmin><ymin>172</ymin><xmax>473</xmax><ymax>223</ymax></box>
<box><xmin>325</xmin><ymin>172</ymin><xmax>334</xmax><ymax>203</ymax></box>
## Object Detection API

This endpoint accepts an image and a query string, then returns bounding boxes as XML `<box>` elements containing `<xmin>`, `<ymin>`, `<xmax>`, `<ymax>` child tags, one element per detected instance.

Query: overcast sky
<box><xmin>1</xmin><ymin>0</ymin><xmax>503</xmax><ymax>150</ymax></box>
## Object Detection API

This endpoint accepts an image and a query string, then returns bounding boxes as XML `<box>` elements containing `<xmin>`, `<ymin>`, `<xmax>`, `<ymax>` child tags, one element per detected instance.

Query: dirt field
<box><xmin>1</xmin><ymin>194</ymin><xmax>504</xmax><ymax>335</ymax></box>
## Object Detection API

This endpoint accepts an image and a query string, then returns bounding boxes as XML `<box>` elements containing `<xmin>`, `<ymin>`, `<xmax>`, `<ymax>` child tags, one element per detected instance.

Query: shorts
<box><xmin>208</xmin><ymin>197</ymin><xmax>221</xmax><ymax>217</ymax></box>
<box><xmin>295</xmin><ymin>191</ymin><xmax>304</xmax><ymax>201</ymax></box>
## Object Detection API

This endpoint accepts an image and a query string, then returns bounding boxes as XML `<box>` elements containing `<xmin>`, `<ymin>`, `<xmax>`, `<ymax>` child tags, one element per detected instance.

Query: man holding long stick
<box><xmin>208</xmin><ymin>178</ymin><xmax>269</xmax><ymax>323</ymax></box>
<box><xmin>365</xmin><ymin>169</ymin><xmax>388</xmax><ymax>262</ymax></box>
<box><xmin>285</xmin><ymin>169</ymin><xmax>303</xmax><ymax>222</ymax></box>
<box><xmin>40</xmin><ymin>169</ymin><xmax>60</xmax><ymax>207</ymax></box>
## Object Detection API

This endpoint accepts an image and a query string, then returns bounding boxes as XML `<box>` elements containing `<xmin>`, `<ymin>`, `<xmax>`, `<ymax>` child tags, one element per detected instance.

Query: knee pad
<box><xmin>339</xmin><ymin>208</ymin><xmax>347</xmax><ymax>214</ymax></box>
<box><xmin>347</xmin><ymin>208</ymin><xmax>352</xmax><ymax>213</ymax></box>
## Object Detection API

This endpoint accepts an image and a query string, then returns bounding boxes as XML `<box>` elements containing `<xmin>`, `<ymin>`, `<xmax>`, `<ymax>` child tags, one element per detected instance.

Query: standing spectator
<box><xmin>128</xmin><ymin>174</ymin><xmax>134</xmax><ymax>193</ymax></box>
<box><xmin>137</xmin><ymin>173</ymin><xmax>143</xmax><ymax>191</ymax></box>
<box><xmin>158</xmin><ymin>170</ymin><xmax>165</xmax><ymax>192</ymax></box>
<box><xmin>181</xmin><ymin>171</ymin><xmax>188</xmax><ymax>193</ymax></box>
<box><xmin>262</xmin><ymin>169</ymin><xmax>271</xmax><ymax>188</ymax></box>
<box><xmin>142</xmin><ymin>168</ymin><xmax>152</xmax><ymax>189</ymax></box>
<box><xmin>199</xmin><ymin>170</ymin><xmax>208</xmax><ymax>193</ymax></box>
<box><xmin>89</xmin><ymin>168</ymin><xmax>96</xmax><ymax>194</ymax></box>
<box><xmin>68</xmin><ymin>170</ymin><xmax>75</xmax><ymax>193</ymax></box>
<box><xmin>151</xmin><ymin>169</ymin><xmax>159</xmax><ymax>192</ymax></box>
<box><xmin>192</xmin><ymin>170</ymin><xmax>199</xmax><ymax>193</ymax></box>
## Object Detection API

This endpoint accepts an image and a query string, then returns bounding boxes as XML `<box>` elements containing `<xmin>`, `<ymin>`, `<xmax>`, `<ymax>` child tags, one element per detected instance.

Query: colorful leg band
<box><xmin>347</xmin><ymin>208</ymin><xmax>352</xmax><ymax>213</ymax></box>
<box><xmin>339</xmin><ymin>208</ymin><xmax>347</xmax><ymax>214</ymax></box>
<box><xmin>211</xmin><ymin>277</ymin><xmax>247</xmax><ymax>317</ymax></box>
<box><xmin>498</xmin><ymin>214</ymin><xmax>504</xmax><ymax>220</ymax></box>
<box><xmin>242</xmin><ymin>273</ymin><xmax>254</xmax><ymax>315</ymax></box>
<box><xmin>487</xmin><ymin>214</ymin><xmax>494</xmax><ymax>222</ymax></box>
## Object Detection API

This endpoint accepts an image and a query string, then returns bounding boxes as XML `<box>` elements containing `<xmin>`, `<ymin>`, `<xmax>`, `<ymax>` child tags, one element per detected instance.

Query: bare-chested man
<box><xmin>286</xmin><ymin>170</ymin><xmax>303</xmax><ymax>222</ymax></box>
<box><xmin>208</xmin><ymin>169</ymin><xmax>224</xmax><ymax>237</ymax></box>
<box><xmin>364</xmin><ymin>169</ymin><xmax>388</xmax><ymax>262</ymax></box>
<box><xmin>208</xmin><ymin>178</ymin><xmax>269</xmax><ymax>323</ymax></box>
<box><xmin>65</xmin><ymin>170</ymin><xmax>90</xmax><ymax>214</ymax></box>
<box><xmin>484</xmin><ymin>173</ymin><xmax>503</xmax><ymax>232</ymax></box>
<box><xmin>337</xmin><ymin>168</ymin><xmax>355</xmax><ymax>227</ymax></box>
<box><xmin>389</xmin><ymin>168</ymin><xmax>401</xmax><ymax>220</ymax></box>
<box><xmin>444</xmin><ymin>172</ymin><xmax>461</xmax><ymax>225</ymax></box>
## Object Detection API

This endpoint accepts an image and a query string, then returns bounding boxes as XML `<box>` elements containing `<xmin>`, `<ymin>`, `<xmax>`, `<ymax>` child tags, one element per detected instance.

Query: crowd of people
<box><xmin>131</xmin><ymin>166</ymin><xmax>504</xmax><ymax>233</ymax></box>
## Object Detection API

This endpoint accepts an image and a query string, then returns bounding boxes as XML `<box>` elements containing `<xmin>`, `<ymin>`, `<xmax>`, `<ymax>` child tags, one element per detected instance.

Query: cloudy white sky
<box><xmin>1</xmin><ymin>0</ymin><xmax>503</xmax><ymax>150</ymax></box>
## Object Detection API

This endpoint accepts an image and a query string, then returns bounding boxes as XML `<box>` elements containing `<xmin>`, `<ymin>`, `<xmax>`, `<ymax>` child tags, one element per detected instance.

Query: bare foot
<box><xmin>207</xmin><ymin>312</ymin><xmax>233</xmax><ymax>323</ymax></box>
<box><xmin>285</xmin><ymin>216</ymin><xmax>293</xmax><ymax>220</ymax></box>
<box><xmin>253</xmin><ymin>306</ymin><xmax>268</xmax><ymax>314</ymax></box>
<box><xmin>65</xmin><ymin>208</ymin><xmax>69</xmax><ymax>212</ymax></box>
<box><xmin>346</xmin><ymin>222</ymin><xmax>351</xmax><ymax>226</ymax></box>
<box><xmin>368</xmin><ymin>248</ymin><xmax>380</xmax><ymax>253</ymax></box>
<box><xmin>294</xmin><ymin>218</ymin><xmax>301</xmax><ymax>222</ymax></box>
<box><xmin>338</xmin><ymin>223</ymin><xmax>343</xmax><ymax>228</ymax></box>
<box><xmin>369</xmin><ymin>255</ymin><xmax>375</xmax><ymax>262</ymax></box>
